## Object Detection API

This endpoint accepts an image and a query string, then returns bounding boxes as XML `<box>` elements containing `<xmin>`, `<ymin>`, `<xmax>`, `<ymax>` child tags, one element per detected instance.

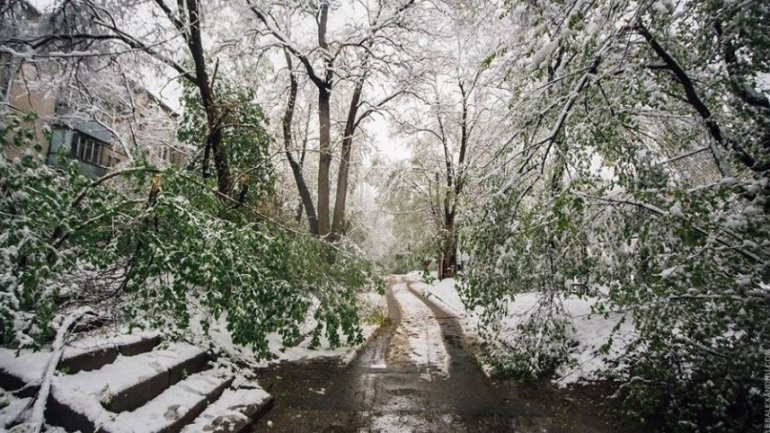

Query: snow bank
<box><xmin>409</xmin><ymin>277</ymin><xmax>483</xmax><ymax>346</ymax></box>
<box><xmin>410</xmin><ymin>276</ymin><xmax>636</xmax><ymax>386</ymax></box>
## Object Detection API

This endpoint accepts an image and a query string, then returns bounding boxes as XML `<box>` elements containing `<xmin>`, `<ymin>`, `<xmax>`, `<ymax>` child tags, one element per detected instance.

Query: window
<box><xmin>107</xmin><ymin>156</ymin><xmax>121</xmax><ymax>167</ymax></box>
<box><xmin>0</xmin><ymin>52</ymin><xmax>13</xmax><ymax>101</ymax></box>
<box><xmin>159</xmin><ymin>146</ymin><xmax>184</xmax><ymax>167</ymax></box>
<box><xmin>170</xmin><ymin>150</ymin><xmax>182</xmax><ymax>166</ymax></box>
<box><xmin>70</xmin><ymin>132</ymin><xmax>105</xmax><ymax>165</ymax></box>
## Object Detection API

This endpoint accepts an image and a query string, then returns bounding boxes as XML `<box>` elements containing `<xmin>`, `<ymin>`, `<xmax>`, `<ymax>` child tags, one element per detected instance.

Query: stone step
<box><xmin>46</xmin><ymin>369</ymin><xmax>232</xmax><ymax>433</ymax></box>
<box><xmin>105</xmin><ymin>369</ymin><xmax>234</xmax><ymax>433</ymax></box>
<box><xmin>181</xmin><ymin>383</ymin><xmax>274</xmax><ymax>433</ymax></box>
<box><xmin>59</xmin><ymin>331</ymin><xmax>162</xmax><ymax>374</ymax></box>
<box><xmin>52</xmin><ymin>342</ymin><xmax>209</xmax><ymax>416</ymax></box>
<box><xmin>0</xmin><ymin>331</ymin><xmax>161</xmax><ymax>397</ymax></box>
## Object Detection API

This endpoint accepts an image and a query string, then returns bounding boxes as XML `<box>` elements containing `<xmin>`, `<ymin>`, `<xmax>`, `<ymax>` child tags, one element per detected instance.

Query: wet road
<box><xmin>250</xmin><ymin>276</ymin><xmax>636</xmax><ymax>433</ymax></box>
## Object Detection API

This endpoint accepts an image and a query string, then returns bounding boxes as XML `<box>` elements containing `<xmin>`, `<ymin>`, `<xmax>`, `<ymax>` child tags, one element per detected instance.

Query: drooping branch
<box><xmin>636</xmin><ymin>23</ymin><xmax>770</xmax><ymax>174</ymax></box>
<box><xmin>713</xmin><ymin>20</ymin><xmax>770</xmax><ymax>111</ymax></box>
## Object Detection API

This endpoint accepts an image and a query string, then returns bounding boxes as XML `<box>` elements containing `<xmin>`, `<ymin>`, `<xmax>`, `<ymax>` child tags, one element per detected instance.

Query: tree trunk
<box><xmin>440</xmin><ymin>214</ymin><xmax>457</xmax><ymax>279</ymax></box>
<box><xmin>317</xmin><ymin>87</ymin><xmax>332</xmax><ymax>237</ymax></box>
<box><xmin>284</xmin><ymin>51</ymin><xmax>319</xmax><ymax>234</ymax></box>
<box><xmin>315</xmin><ymin>2</ymin><xmax>332</xmax><ymax>237</ymax></box>
<box><xmin>295</xmin><ymin>200</ymin><xmax>304</xmax><ymax>223</ymax></box>
<box><xmin>330</xmin><ymin>74</ymin><xmax>365</xmax><ymax>240</ymax></box>
<box><xmin>185</xmin><ymin>0</ymin><xmax>231</xmax><ymax>196</ymax></box>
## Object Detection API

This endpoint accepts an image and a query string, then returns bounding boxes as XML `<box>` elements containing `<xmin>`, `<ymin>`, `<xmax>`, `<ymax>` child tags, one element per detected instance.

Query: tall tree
<box><xmin>390</xmin><ymin>3</ymin><xmax>508</xmax><ymax>277</ymax></box>
<box><xmin>282</xmin><ymin>50</ymin><xmax>319</xmax><ymax>234</ymax></box>
<box><xmin>251</xmin><ymin>0</ymin><xmax>420</xmax><ymax>238</ymax></box>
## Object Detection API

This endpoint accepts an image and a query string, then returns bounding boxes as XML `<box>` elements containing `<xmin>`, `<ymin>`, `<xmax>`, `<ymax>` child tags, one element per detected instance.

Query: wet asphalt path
<box><xmin>249</xmin><ymin>276</ymin><xmax>635</xmax><ymax>433</ymax></box>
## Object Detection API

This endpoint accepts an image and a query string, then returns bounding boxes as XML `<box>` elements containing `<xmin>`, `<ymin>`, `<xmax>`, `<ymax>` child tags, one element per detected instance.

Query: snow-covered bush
<box><xmin>464</xmin><ymin>171</ymin><xmax>769</xmax><ymax>431</ymax></box>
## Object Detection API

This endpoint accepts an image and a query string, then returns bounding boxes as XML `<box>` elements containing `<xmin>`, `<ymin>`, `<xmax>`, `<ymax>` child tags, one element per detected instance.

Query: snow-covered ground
<box><xmin>388</xmin><ymin>281</ymin><xmax>449</xmax><ymax>378</ymax></box>
<box><xmin>409</xmin><ymin>273</ymin><xmax>636</xmax><ymax>386</ymax></box>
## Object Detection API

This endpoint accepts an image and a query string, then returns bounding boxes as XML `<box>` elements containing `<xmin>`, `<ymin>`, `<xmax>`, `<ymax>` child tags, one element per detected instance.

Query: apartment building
<box><xmin>1</xmin><ymin>0</ymin><xmax>189</xmax><ymax>177</ymax></box>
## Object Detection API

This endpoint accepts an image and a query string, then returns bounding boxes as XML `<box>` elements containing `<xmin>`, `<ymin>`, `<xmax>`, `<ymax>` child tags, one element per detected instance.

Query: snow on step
<box><xmin>0</xmin><ymin>388</ymin><xmax>32</xmax><ymax>428</ymax></box>
<box><xmin>0</xmin><ymin>348</ymin><xmax>50</xmax><ymax>394</ymax></box>
<box><xmin>0</xmin><ymin>331</ymin><xmax>161</xmax><ymax>395</ymax></box>
<box><xmin>52</xmin><ymin>342</ymin><xmax>208</xmax><ymax>420</ymax></box>
<box><xmin>181</xmin><ymin>384</ymin><xmax>273</xmax><ymax>433</ymax></box>
<box><xmin>60</xmin><ymin>331</ymin><xmax>161</xmax><ymax>373</ymax></box>
<box><xmin>62</xmin><ymin>331</ymin><xmax>161</xmax><ymax>360</ymax></box>
<box><xmin>105</xmin><ymin>369</ymin><xmax>233</xmax><ymax>433</ymax></box>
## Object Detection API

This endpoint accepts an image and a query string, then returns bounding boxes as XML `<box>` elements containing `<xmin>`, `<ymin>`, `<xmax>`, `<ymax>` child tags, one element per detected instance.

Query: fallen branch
<box><xmin>27</xmin><ymin>307</ymin><xmax>96</xmax><ymax>433</ymax></box>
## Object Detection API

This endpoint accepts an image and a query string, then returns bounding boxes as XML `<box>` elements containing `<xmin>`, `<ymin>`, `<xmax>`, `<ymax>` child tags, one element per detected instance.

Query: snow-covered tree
<box><xmin>387</xmin><ymin>1</ymin><xmax>511</xmax><ymax>278</ymax></box>
<box><xmin>461</xmin><ymin>0</ymin><xmax>770</xmax><ymax>431</ymax></box>
<box><xmin>0</xmin><ymin>0</ymin><xmax>379</xmax><ymax>359</ymax></box>
<box><xmin>250</xmin><ymin>0</ymin><xmax>426</xmax><ymax>239</ymax></box>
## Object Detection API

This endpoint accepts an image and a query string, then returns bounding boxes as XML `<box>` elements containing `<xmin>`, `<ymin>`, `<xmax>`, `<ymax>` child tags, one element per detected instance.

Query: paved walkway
<box><xmin>250</xmin><ymin>276</ymin><xmax>631</xmax><ymax>433</ymax></box>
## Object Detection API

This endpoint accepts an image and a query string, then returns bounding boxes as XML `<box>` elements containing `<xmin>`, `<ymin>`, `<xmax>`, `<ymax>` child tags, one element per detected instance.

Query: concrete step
<box><xmin>0</xmin><ymin>331</ymin><xmax>161</xmax><ymax>397</ymax></box>
<box><xmin>0</xmin><ymin>349</ymin><xmax>49</xmax><ymax>398</ymax></box>
<box><xmin>3</xmin><ymin>338</ymin><xmax>274</xmax><ymax>433</ymax></box>
<box><xmin>59</xmin><ymin>331</ymin><xmax>162</xmax><ymax>374</ymax></box>
<box><xmin>181</xmin><ymin>383</ymin><xmax>274</xmax><ymax>433</ymax></box>
<box><xmin>105</xmin><ymin>369</ymin><xmax>234</xmax><ymax>433</ymax></box>
<box><xmin>52</xmin><ymin>342</ymin><xmax>209</xmax><ymax>416</ymax></box>
<box><xmin>46</xmin><ymin>369</ymin><xmax>232</xmax><ymax>433</ymax></box>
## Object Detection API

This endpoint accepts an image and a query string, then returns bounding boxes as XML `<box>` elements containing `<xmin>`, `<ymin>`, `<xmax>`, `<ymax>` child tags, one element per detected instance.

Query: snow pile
<box><xmin>410</xmin><ymin>276</ymin><xmax>636</xmax><ymax>386</ymax></box>
<box><xmin>388</xmin><ymin>282</ymin><xmax>449</xmax><ymax>377</ymax></box>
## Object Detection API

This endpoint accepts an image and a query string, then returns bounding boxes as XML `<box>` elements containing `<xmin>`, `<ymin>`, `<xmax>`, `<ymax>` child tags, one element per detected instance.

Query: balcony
<box><xmin>47</xmin><ymin>122</ymin><xmax>115</xmax><ymax>178</ymax></box>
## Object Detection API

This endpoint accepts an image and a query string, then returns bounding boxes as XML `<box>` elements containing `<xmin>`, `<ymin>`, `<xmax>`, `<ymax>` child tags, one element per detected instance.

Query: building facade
<box><xmin>1</xmin><ymin>1</ymin><xmax>188</xmax><ymax>177</ymax></box>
